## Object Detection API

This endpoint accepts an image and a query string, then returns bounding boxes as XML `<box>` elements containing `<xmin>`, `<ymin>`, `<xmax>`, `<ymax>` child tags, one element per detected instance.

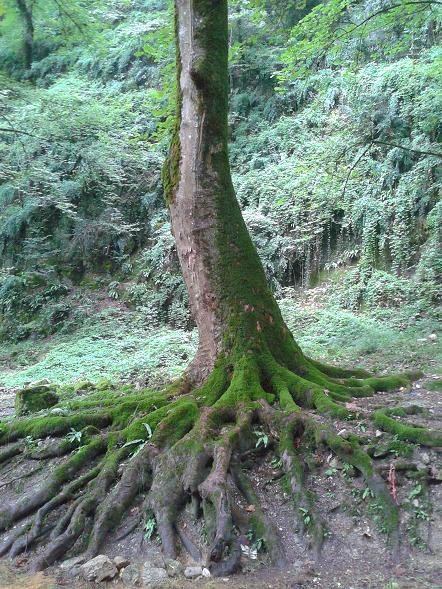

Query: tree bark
<box><xmin>165</xmin><ymin>0</ymin><xmax>300</xmax><ymax>384</ymax></box>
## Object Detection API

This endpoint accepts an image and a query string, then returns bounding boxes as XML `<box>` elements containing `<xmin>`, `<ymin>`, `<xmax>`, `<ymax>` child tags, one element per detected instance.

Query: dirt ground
<box><xmin>0</xmin><ymin>380</ymin><xmax>441</xmax><ymax>589</ymax></box>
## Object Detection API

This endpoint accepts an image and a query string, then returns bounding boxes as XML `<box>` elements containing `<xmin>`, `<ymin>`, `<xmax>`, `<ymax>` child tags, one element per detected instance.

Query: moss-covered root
<box><xmin>0</xmin><ymin>352</ymin><xmax>427</xmax><ymax>572</ymax></box>
<box><xmin>258</xmin><ymin>402</ymin><xmax>326</xmax><ymax>551</ymax></box>
<box><xmin>316</xmin><ymin>423</ymin><xmax>400</xmax><ymax>547</ymax></box>
<box><xmin>373</xmin><ymin>407</ymin><xmax>442</xmax><ymax>447</ymax></box>
<box><xmin>0</xmin><ymin>437</ymin><xmax>108</xmax><ymax>533</ymax></box>
<box><xmin>7</xmin><ymin>466</ymin><xmax>101</xmax><ymax>558</ymax></box>
<box><xmin>0</xmin><ymin>442</ymin><xmax>22</xmax><ymax>466</ymax></box>
<box><xmin>31</xmin><ymin>445</ymin><xmax>131</xmax><ymax>572</ymax></box>
<box><xmin>145</xmin><ymin>404</ymin><xmax>263</xmax><ymax>575</ymax></box>
<box><xmin>231</xmin><ymin>463</ymin><xmax>286</xmax><ymax>567</ymax></box>
<box><xmin>84</xmin><ymin>442</ymin><xmax>156</xmax><ymax>558</ymax></box>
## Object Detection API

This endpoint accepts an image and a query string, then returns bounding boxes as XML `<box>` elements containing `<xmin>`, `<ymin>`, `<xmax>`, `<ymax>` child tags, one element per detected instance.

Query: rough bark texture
<box><xmin>165</xmin><ymin>0</ymin><xmax>290</xmax><ymax>384</ymax></box>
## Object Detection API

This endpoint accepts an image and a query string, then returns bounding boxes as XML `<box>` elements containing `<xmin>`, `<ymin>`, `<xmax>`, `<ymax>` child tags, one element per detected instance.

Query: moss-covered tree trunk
<box><xmin>164</xmin><ymin>0</ymin><xmax>296</xmax><ymax>385</ymax></box>
<box><xmin>0</xmin><ymin>0</ymin><xmax>439</xmax><ymax>577</ymax></box>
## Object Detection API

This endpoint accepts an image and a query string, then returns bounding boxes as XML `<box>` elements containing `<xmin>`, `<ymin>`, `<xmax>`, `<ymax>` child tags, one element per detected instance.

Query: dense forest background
<box><xmin>0</xmin><ymin>0</ymin><xmax>441</xmax><ymax>387</ymax></box>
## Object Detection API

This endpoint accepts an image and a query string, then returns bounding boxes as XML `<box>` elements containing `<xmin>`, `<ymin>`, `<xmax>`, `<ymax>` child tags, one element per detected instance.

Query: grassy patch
<box><xmin>0</xmin><ymin>275</ymin><xmax>440</xmax><ymax>390</ymax></box>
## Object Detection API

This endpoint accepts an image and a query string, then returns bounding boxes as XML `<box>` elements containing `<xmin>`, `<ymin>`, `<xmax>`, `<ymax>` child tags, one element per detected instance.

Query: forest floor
<box><xmin>0</xmin><ymin>282</ymin><xmax>441</xmax><ymax>589</ymax></box>
<box><xmin>0</xmin><ymin>377</ymin><xmax>441</xmax><ymax>589</ymax></box>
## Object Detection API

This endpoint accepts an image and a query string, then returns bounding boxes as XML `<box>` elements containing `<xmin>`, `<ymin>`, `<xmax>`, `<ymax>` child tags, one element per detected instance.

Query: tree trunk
<box><xmin>16</xmin><ymin>0</ymin><xmax>34</xmax><ymax>69</ymax></box>
<box><xmin>165</xmin><ymin>0</ymin><xmax>300</xmax><ymax>384</ymax></box>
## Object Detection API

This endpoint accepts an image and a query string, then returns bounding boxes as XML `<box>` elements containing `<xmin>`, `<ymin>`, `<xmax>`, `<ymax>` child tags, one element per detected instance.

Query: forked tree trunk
<box><xmin>165</xmin><ymin>0</ymin><xmax>300</xmax><ymax>384</ymax></box>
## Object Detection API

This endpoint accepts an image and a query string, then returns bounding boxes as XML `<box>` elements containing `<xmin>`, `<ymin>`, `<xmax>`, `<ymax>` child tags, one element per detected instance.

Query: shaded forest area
<box><xmin>0</xmin><ymin>0</ymin><xmax>440</xmax><ymax>365</ymax></box>
<box><xmin>0</xmin><ymin>2</ymin><xmax>441</xmax><ymax>588</ymax></box>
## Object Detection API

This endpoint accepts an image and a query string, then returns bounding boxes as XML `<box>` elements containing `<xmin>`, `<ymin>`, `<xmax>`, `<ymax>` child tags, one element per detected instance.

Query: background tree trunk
<box><xmin>16</xmin><ymin>0</ymin><xmax>34</xmax><ymax>69</ymax></box>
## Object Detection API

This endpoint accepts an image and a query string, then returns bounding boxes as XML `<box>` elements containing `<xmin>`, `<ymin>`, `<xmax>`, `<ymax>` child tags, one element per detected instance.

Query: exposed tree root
<box><xmin>0</xmin><ymin>349</ymin><xmax>439</xmax><ymax>575</ymax></box>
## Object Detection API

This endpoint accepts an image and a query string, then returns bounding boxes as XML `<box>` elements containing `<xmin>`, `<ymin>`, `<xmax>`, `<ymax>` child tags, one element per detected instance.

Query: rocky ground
<box><xmin>0</xmin><ymin>378</ymin><xmax>441</xmax><ymax>589</ymax></box>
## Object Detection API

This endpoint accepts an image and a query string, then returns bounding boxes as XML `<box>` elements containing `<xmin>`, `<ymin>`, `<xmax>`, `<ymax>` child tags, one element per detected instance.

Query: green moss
<box><xmin>213</xmin><ymin>356</ymin><xmax>273</xmax><ymax>409</ymax></box>
<box><xmin>15</xmin><ymin>385</ymin><xmax>59</xmax><ymax>416</ymax></box>
<box><xmin>71</xmin><ymin>380</ymin><xmax>96</xmax><ymax>393</ymax></box>
<box><xmin>425</xmin><ymin>378</ymin><xmax>442</xmax><ymax>392</ymax></box>
<box><xmin>312</xmin><ymin>388</ymin><xmax>351</xmax><ymax>419</ymax></box>
<box><xmin>373</xmin><ymin>408</ymin><xmax>442</xmax><ymax>446</ymax></box>
<box><xmin>364</xmin><ymin>374</ymin><xmax>411</xmax><ymax>392</ymax></box>
<box><xmin>322</xmin><ymin>430</ymin><xmax>373</xmax><ymax>478</ymax></box>
<box><xmin>2</xmin><ymin>411</ymin><xmax>112</xmax><ymax>444</ymax></box>
<box><xmin>162</xmin><ymin>7</ymin><xmax>182</xmax><ymax>205</ymax></box>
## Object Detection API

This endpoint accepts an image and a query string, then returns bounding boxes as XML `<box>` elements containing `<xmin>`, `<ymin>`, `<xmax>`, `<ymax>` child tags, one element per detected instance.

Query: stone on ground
<box><xmin>80</xmin><ymin>554</ymin><xmax>118</xmax><ymax>582</ymax></box>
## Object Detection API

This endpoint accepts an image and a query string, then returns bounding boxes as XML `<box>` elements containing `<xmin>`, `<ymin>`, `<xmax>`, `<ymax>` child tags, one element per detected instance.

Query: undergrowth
<box><xmin>1</xmin><ymin>271</ymin><xmax>439</xmax><ymax>390</ymax></box>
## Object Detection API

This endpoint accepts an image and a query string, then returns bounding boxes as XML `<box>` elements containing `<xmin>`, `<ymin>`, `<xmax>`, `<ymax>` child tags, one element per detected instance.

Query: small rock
<box><xmin>421</xmin><ymin>452</ymin><xmax>430</xmax><ymax>465</ymax></box>
<box><xmin>81</xmin><ymin>555</ymin><xmax>118</xmax><ymax>582</ymax></box>
<box><xmin>141</xmin><ymin>565</ymin><xmax>168</xmax><ymax>587</ymax></box>
<box><xmin>375</xmin><ymin>430</ymin><xmax>383</xmax><ymax>437</ymax></box>
<box><xmin>184</xmin><ymin>566</ymin><xmax>203</xmax><ymax>578</ymax></box>
<box><xmin>412</xmin><ymin>499</ymin><xmax>419</xmax><ymax>507</ymax></box>
<box><xmin>114</xmin><ymin>556</ymin><xmax>130</xmax><ymax>570</ymax></box>
<box><xmin>146</xmin><ymin>553</ymin><xmax>165</xmax><ymax>568</ymax></box>
<box><xmin>165</xmin><ymin>558</ymin><xmax>183</xmax><ymax>577</ymax></box>
<box><xmin>15</xmin><ymin>385</ymin><xmax>59</xmax><ymax>417</ymax></box>
<box><xmin>428</xmin><ymin>333</ymin><xmax>437</xmax><ymax>342</ymax></box>
<box><xmin>50</xmin><ymin>407</ymin><xmax>66</xmax><ymax>416</ymax></box>
<box><xmin>430</xmin><ymin>468</ymin><xmax>442</xmax><ymax>482</ymax></box>
<box><xmin>121</xmin><ymin>563</ymin><xmax>141</xmax><ymax>586</ymax></box>
<box><xmin>59</xmin><ymin>555</ymin><xmax>86</xmax><ymax>570</ymax></box>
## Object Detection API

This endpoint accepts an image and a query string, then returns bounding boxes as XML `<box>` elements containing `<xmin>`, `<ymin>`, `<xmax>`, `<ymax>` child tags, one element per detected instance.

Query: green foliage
<box><xmin>0</xmin><ymin>0</ymin><xmax>440</xmax><ymax>351</ymax></box>
<box><xmin>144</xmin><ymin>512</ymin><xmax>157</xmax><ymax>541</ymax></box>
<box><xmin>66</xmin><ymin>427</ymin><xmax>83</xmax><ymax>445</ymax></box>
<box><xmin>0</xmin><ymin>307</ymin><xmax>197</xmax><ymax>389</ymax></box>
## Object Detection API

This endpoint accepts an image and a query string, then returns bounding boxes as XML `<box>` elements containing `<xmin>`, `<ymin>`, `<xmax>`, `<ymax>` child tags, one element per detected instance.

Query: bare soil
<box><xmin>0</xmin><ymin>381</ymin><xmax>441</xmax><ymax>589</ymax></box>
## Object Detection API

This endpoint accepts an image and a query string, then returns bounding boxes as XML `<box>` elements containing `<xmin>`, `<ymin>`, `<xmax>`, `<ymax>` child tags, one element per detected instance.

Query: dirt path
<box><xmin>0</xmin><ymin>387</ymin><xmax>14</xmax><ymax>420</ymax></box>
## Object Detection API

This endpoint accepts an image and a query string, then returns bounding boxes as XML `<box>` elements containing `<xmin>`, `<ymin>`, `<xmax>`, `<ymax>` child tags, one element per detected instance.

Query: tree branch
<box><xmin>341</xmin><ymin>144</ymin><xmax>372</xmax><ymax>199</ymax></box>
<box><xmin>0</xmin><ymin>127</ymin><xmax>45</xmax><ymax>139</ymax></box>
<box><xmin>371</xmin><ymin>139</ymin><xmax>442</xmax><ymax>159</ymax></box>
<box><xmin>328</xmin><ymin>1</ymin><xmax>442</xmax><ymax>51</ymax></box>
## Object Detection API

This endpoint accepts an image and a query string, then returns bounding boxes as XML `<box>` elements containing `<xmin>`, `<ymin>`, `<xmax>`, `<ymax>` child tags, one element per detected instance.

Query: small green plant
<box><xmin>143</xmin><ymin>422</ymin><xmax>153</xmax><ymax>438</ymax></box>
<box><xmin>252</xmin><ymin>536</ymin><xmax>266</xmax><ymax>552</ymax></box>
<box><xmin>24</xmin><ymin>435</ymin><xmax>37</xmax><ymax>448</ymax></box>
<box><xmin>144</xmin><ymin>512</ymin><xmax>157</xmax><ymax>541</ymax></box>
<box><xmin>299</xmin><ymin>507</ymin><xmax>311</xmax><ymax>526</ymax></box>
<box><xmin>66</xmin><ymin>428</ymin><xmax>82</xmax><ymax>445</ymax></box>
<box><xmin>271</xmin><ymin>456</ymin><xmax>283</xmax><ymax>469</ymax></box>
<box><xmin>362</xmin><ymin>487</ymin><xmax>374</xmax><ymax>500</ymax></box>
<box><xmin>342</xmin><ymin>463</ymin><xmax>354</xmax><ymax>479</ymax></box>
<box><xmin>325</xmin><ymin>467</ymin><xmax>337</xmax><ymax>477</ymax></box>
<box><xmin>408</xmin><ymin>483</ymin><xmax>422</xmax><ymax>500</ymax></box>
<box><xmin>245</xmin><ymin>529</ymin><xmax>266</xmax><ymax>553</ymax></box>
<box><xmin>254</xmin><ymin>429</ymin><xmax>269</xmax><ymax>449</ymax></box>
<box><xmin>415</xmin><ymin>509</ymin><xmax>430</xmax><ymax>521</ymax></box>
<box><xmin>122</xmin><ymin>423</ymin><xmax>153</xmax><ymax>457</ymax></box>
